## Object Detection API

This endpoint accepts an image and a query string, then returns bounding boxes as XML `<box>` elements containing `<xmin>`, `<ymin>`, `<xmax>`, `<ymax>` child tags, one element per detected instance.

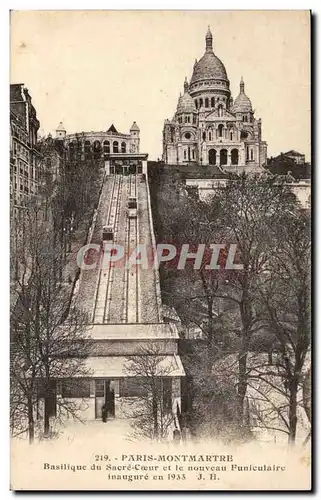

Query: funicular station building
<box><xmin>52</xmin><ymin>121</ymin><xmax>185</xmax><ymax>430</ymax></box>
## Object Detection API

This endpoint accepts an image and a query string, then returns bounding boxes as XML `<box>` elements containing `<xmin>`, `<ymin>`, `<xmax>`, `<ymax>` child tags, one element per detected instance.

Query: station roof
<box><xmin>88</xmin><ymin>322</ymin><xmax>179</xmax><ymax>340</ymax></box>
<box><xmin>81</xmin><ymin>354</ymin><xmax>185</xmax><ymax>378</ymax></box>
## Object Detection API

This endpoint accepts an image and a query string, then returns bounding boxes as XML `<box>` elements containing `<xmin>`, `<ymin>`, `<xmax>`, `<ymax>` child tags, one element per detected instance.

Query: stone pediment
<box><xmin>203</xmin><ymin>109</ymin><xmax>237</xmax><ymax>121</ymax></box>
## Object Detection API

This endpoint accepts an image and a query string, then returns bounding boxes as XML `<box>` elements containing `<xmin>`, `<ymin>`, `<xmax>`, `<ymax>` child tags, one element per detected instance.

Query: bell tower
<box><xmin>130</xmin><ymin>121</ymin><xmax>140</xmax><ymax>153</ymax></box>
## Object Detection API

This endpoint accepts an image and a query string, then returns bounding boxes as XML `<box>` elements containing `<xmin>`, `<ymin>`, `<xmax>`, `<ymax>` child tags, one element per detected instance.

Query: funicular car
<box><xmin>102</xmin><ymin>225</ymin><xmax>114</xmax><ymax>241</ymax></box>
<box><xmin>128</xmin><ymin>197</ymin><xmax>137</xmax><ymax>218</ymax></box>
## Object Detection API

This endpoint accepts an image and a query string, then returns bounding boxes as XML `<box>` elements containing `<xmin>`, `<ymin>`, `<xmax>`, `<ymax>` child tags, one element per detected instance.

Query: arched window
<box><xmin>199</xmin><ymin>98</ymin><xmax>203</xmax><ymax>108</ymax></box>
<box><xmin>220</xmin><ymin>149</ymin><xmax>228</xmax><ymax>166</ymax></box>
<box><xmin>230</xmin><ymin>131</ymin><xmax>233</xmax><ymax>140</ymax></box>
<box><xmin>202</xmin><ymin>131</ymin><xmax>206</xmax><ymax>141</ymax></box>
<box><xmin>241</xmin><ymin>131</ymin><xmax>248</xmax><ymax>140</ymax></box>
<box><xmin>209</xmin><ymin>131</ymin><xmax>212</xmax><ymax>141</ymax></box>
<box><xmin>93</xmin><ymin>140</ymin><xmax>101</xmax><ymax>153</ymax></box>
<box><xmin>218</xmin><ymin>124</ymin><xmax>224</xmax><ymax>137</ymax></box>
<box><xmin>205</xmin><ymin>98</ymin><xmax>209</xmax><ymax>108</ymax></box>
<box><xmin>208</xmin><ymin>149</ymin><xmax>216</xmax><ymax>165</ymax></box>
<box><xmin>103</xmin><ymin>140</ymin><xmax>110</xmax><ymax>154</ymax></box>
<box><xmin>250</xmin><ymin>149</ymin><xmax>254</xmax><ymax>161</ymax></box>
<box><xmin>192</xmin><ymin>149</ymin><xmax>195</xmax><ymax>159</ymax></box>
<box><xmin>187</xmin><ymin>116</ymin><xmax>190</xmax><ymax>123</ymax></box>
<box><xmin>121</xmin><ymin>142</ymin><xmax>126</xmax><ymax>153</ymax></box>
<box><xmin>211</xmin><ymin>97</ymin><xmax>215</xmax><ymax>107</ymax></box>
<box><xmin>246</xmin><ymin>146</ymin><xmax>249</xmax><ymax>161</ymax></box>
<box><xmin>231</xmin><ymin>149</ymin><xmax>239</xmax><ymax>165</ymax></box>
<box><xmin>113</xmin><ymin>141</ymin><xmax>119</xmax><ymax>153</ymax></box>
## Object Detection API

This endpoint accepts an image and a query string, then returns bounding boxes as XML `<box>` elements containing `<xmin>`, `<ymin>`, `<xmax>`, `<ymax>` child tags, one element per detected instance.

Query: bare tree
<box><xmin>124</xmin><ymin>345</ymin><xmax>177</xmax><ymax>442</ymax></box>
<box><xmin>206</xmin><ymin>173</ymin><xmax>298</xmax><ymax>427</ymax></box>
<box><xmin>257</xmin><ymin>207</ymin><xmax>311</xmax><ymax>445</ymax></box>
<box><xmin>10</xmin><ymin>201</ymin><xmax>92</xmax><ymax>442</ymax></box>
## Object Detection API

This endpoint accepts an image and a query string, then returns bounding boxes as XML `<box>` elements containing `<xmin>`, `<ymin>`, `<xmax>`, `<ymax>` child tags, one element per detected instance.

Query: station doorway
<box><xmin>95</xmin><ymin>380</ymin><xmax>115</xmax><ymax>420</ymax></box>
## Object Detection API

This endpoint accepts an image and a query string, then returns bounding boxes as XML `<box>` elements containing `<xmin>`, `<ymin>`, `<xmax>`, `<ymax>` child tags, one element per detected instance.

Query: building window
<box><xmin>244</xmin><ymin>115</ymin><xmax>248</xmax><ymax>122</ymax></box>
<box><xmin>231</xmin><ymin>149</ymin><xmax>239</xmax><ymax>165</ymax></box>
<box><xmin>192</xmin><ymin>149</ymin><xmax>195</xmax><ymax>159</ymax></box>
<box><xmin>103</xmin><ymin>140</ymin><xmax>110</xmax><ymax>154</ymax></box>
<box><xmin>199</xmin><ymin>98</ymin><xmax>203</xmax><ymax>108</ymax></box>
<box><xmin>202</xmin><ymin>131</ymin><xmax>206</xmax><ymax>141</ymax></box>
<box><xmin>195</xmin><ymin>100</ymin><xmax>198</xmax><ymax>109</ymax></box>
<box><xmin>193</xmin><ymin>115</ymin><xmax>196</xmax><ymax>124</ymax></box>
<box><xmin>208</xmin><ymin>149</ymin><xmax>217</xmax><ymax>165</ymax></box>
<box><xmin>121</xmin><ymin>142</ymin><xmax>126</xmax><ymax>153</ymax></box>
<box><xmin>93</xmin><ymin>140</ymin><xmax>101</xmax><ymax>153</ymax></box>
<box><xmin>205</xmin><ymin>98</ymin><xmax>209</xmax><ymax>108</ymax></box>
<box><xmin>95</xmin><ymin>380</ymin><xmax>104</xmax><ymax>397</ymax></box>
<box><xmin>218</xmin><ymin>124</ymin><xmax>224</xmax><ymax>137</ymax></box>
<box><xmin>209</xmin><ymin>131</ymin><xmax>212</xmax><ymax>141</ymax></box>
<box><xmin>250</xmin><ymin>149</ymin><xmax>254</xmax><ymax>161</ymax></box>
<box><xmin>246</xmin><ymin>146</ymin><xmax>249</xmax><ymax>161</ymax></box>
<box><xmin>119</xmin><ymin>378</ymin><xmax>148</xmax><ymax>397</ymax></box>
<box><xmin>230</xmin><ymin>131</ymin><xmax>233</xmax><ymax>140</ymax></box>
<box><xmin>211</xmin><ymin>97</ymin><xmax>215</xmax><ymax>107</ymax></box>
<box><xmin>184</xmin><ymin>150</ymin><xmax>187</xmax><ymax>159</ymax></box>
<box><xmin>113</xmin><ymin>141</ymin><xmax>119</xmax><ymax>153</ymax></box>
<box><xmin>185</xmin><ymin>132</ymin><xmax>191</xmax><ymax>140</ymax></box>
<box><xmin>184</xmin><ymin>116</ymin><xmax>188</xmax><ymax>123</ymax></box>
<box><xmin>220</xmin><ymin>149</ymin><xmax>228</xmax><ymax>166</ymax></box>
<box><xmin>61</xmin><ymin>379</ymin><xmax>91</xmax><ymax>398</ymax></box>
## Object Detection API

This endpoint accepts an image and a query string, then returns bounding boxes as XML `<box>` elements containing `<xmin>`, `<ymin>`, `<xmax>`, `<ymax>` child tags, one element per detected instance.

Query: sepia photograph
<box><xmin>9</xmin><ymin>9</ymin><xmax>311</xmax><ymax>491</ymax></box>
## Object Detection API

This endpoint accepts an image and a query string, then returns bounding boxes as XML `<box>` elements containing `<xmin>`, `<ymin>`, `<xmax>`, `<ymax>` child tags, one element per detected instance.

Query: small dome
<box><xmin>177</xmin><ymin>91</ymin><xmax>197</xmax><ymax>114</ymax></box>
<box><xmin>232</xmin><ymin>77</ymin><xmax>253</xmax><ymax>113</ymax></box>
<box><xmin>130</xmin><ymin>121</ymin><xmax>140</xmax><ymax>131</ymax></box>
<box><xmin>56</xmin><ymin>122</ymin><xmax>65</xmax><ymax>131</ymax></box>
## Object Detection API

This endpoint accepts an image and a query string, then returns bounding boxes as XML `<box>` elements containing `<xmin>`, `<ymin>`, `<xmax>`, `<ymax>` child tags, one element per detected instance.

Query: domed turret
<box><xmin>130</xmin><ymin>121</ymin><xmax>140</xmax><ymax>132</ymax></box>
<box><xmin>232</xmin><ymin>77</ymin><xmax>253</xmax><ymax>113</ymax></box>
<box><xmin>55</xmin><ymin>122</ymin><xmax>66</xmax><ymax>139</ymax></box>
<box><xmin>176</xmin><ymin>79</ymin><xmax>197</xmax><ymax>114</ymax></box>
<box><xmin>190</xmin><ymin>27</ymin><xmax>228</xmax><ymax>85</ymax></box>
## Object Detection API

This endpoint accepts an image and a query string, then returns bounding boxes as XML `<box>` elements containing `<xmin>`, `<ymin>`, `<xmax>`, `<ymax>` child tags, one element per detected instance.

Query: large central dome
<box><xmin>190</xmin><ymin>27</ymin><xmax>228</xmax><ymax>84</ymax></box>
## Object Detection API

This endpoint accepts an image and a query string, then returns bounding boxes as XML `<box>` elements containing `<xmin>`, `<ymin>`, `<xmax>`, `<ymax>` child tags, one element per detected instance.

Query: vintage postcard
<box><xmin>10</xmin><ymin>10</ymin><xmax>311</xmax><ymax>491</ymax></box>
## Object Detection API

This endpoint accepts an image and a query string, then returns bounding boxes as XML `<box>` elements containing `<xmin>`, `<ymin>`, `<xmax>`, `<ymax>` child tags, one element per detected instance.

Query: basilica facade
<box><xmin>162</xmin><ymin>28</ymin><xmax>267</xmax><ymax>171</ymax></box>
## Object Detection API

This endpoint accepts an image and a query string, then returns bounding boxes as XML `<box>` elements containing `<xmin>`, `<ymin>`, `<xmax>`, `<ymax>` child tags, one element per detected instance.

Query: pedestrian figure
<box><xmin>173</xmin><ymin>429</ymin><xmax>181</xmax><ymax>444</ymax></box>
<box><xmin>102</xmin><ymin>404</ymin><xmax>107</xmax><ymax>423</ymax></box>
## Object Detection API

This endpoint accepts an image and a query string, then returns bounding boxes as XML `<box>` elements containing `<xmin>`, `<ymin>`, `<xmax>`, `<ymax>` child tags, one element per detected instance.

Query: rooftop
<box><xmin>87</xmin><ymin>322</ymin><xmax>179</xmax><ymax>340</ymax></box>
<box><xmin>74</xmin><ymin>355</ymin><xmax>185</xmax><ymax>378</ymax></box>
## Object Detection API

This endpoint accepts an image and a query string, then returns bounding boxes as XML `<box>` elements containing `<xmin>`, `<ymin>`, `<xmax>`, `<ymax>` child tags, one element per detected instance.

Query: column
<box><xmin>142</xmin><ymin>160</ymin><xmax>147</xmax><ymax>175</ymax></box>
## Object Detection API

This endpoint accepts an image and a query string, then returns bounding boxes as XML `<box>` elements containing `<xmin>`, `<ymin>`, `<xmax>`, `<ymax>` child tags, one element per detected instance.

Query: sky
<box><xmin>10</xmin><ymin>10</ymin><xmax>311</xmax><ymax>161</ymax></box>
